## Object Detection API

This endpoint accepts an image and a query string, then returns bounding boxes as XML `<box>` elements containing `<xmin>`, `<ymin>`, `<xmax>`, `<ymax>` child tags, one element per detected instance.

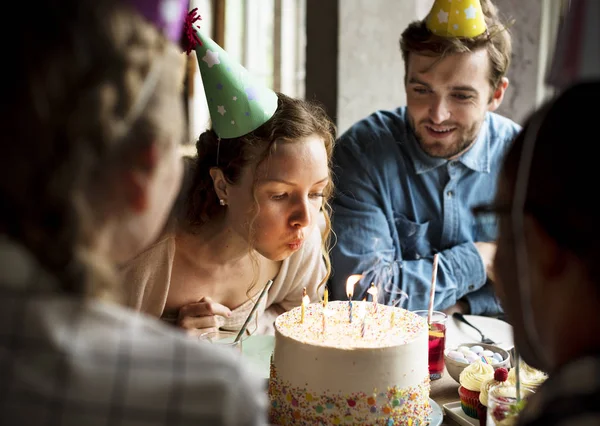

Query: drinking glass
<box><xmin>486</xmin><ymin>384</ymin><xmax>534</xmax><ymax>425</ymax></box>
<box><xmin>413</xmin><ymin>310</ymin><xmax>447</xmax><ymax>380</ymax></box>
<box><xmin>198</xmin><ymin>330</ymin><xmax>244</xmax><ymax>353</ymax></box>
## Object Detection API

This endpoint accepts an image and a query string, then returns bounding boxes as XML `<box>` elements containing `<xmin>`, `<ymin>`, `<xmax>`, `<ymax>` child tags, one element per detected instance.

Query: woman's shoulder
<box><xmin>121</xmin><ymin>232</ymin><xmax>177</xmax><ymax>271</ymax></box>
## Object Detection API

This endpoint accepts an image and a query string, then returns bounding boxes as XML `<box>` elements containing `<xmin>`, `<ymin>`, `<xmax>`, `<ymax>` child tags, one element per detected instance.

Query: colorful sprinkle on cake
<box><xmin>269</xmin><ymin>301</ymin><xmax>432</xmax><ymax>425</ymax></box>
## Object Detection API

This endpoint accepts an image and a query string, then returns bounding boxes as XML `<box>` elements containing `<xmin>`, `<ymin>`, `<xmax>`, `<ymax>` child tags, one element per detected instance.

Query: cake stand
<box><xmin>429</xmin><ymin>398</ymin><xmax>443</xmax><ymax>425</ymax></box>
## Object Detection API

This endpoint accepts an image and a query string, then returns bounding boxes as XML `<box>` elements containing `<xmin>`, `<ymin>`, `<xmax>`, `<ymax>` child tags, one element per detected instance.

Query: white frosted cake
<box><xmin>268</xmin><ymin>300</ymin><xmax>431</xmax><ymax>425</ymax></box>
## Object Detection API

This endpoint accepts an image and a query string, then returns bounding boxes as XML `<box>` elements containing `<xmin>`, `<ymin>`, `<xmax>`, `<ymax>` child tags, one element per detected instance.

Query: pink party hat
<box><xmin>125</xmin><ymin>0</ymin><xmax>189</xmax><ymax>42</ymax></box>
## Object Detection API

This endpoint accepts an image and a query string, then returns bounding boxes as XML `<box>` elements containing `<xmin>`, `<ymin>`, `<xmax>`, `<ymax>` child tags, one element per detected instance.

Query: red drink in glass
<box><xmin>428</xmin><ymin>322</ymin><xmax>446</xmax><ymax>380</ymax></box>
<box><xmin>413</xmin><ymin>310</ymin><xmax>448</xmax><ymax>380</ymax></box>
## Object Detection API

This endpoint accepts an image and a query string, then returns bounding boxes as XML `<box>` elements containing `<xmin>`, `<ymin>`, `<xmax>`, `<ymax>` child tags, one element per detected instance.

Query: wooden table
<box><xmin>430</xmin><ymin>366</ymin><xmax>462</xmax><ymax>425</ymax></box>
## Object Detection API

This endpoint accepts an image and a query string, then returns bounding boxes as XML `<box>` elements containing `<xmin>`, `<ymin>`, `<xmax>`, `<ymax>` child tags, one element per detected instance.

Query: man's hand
<box><xmin>474</xmin><ymin>241</ymin><xmax>497</xmax><ymax>282</ymax></box>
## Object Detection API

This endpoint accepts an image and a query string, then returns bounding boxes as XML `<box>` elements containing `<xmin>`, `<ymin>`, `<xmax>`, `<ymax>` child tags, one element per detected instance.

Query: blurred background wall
<box><xmin>185</xmin><ymin>0</ymin><xmax>567</xmax><ymax>145</ymax></box>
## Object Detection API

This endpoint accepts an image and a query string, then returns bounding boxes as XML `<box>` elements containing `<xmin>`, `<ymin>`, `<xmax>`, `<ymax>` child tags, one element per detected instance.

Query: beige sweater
<box><xmin>120</xmin><ymin>225</ymin><xmax>326</xmax><ymax>335</ymax></box>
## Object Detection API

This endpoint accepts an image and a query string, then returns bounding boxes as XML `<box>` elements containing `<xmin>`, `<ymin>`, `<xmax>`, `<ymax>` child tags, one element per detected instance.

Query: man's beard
<box><xmin>414</xmin><ymin>129</ymin><xmax>474</xmax><ymax>159</ymax></box>
<box><xmin>408</xmin><ymin>114</ymin><xmax>481</xmax><ymax>159</ymax></box>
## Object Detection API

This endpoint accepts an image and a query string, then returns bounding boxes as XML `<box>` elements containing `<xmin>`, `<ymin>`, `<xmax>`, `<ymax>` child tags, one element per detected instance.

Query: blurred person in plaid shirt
<box><xmin>0</xmin><ymin>0</ymin><xmax>267</xmax><ymax>424</ymax></box>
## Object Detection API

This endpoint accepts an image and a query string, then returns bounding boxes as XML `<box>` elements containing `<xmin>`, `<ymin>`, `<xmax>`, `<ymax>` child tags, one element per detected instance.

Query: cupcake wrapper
<box><xmin>458</xmin><ymin>386</ymin><xmax>480</xmax><ymax>419</ymax></box>
<box><xmin>477</xmin><ymin>402</ymin><xmax>487</xmax><ymax>426</ymax></box>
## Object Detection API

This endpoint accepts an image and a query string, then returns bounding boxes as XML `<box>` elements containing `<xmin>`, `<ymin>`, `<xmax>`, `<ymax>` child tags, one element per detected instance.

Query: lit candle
<box><xmin>390</xmin><ymin>309</ymin><xmax>395</xmax><ymax>329</ymax></box>
<box><xmin>367</xmin><ymin>283</ymin><xmax>378</xmax><ymax>313</ymax></box>
<box><xmin>323</xmin><ymin>286</ymin><xmax>329</xmax><ymax>308</ymax></box>
<box><xmin>346</xmin><ymin>274</ymin><xmax>363</xmax><ymax>323</ymax></box>
<box><xmin>301</xmin><ymin>287</ymin><xmax>309</xmax><ymax>324</ymax></box>
<box><xmin>348</xmin><ymin>299</ymin><xmax>352</xmax><ymax>323</ymax></box>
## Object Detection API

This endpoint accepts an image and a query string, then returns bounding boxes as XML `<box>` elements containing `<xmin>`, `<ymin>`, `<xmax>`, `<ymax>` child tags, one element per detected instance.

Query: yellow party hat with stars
<box><xmin>426</xmin><ymin>0</ymin><xmax>487</xmax><ymax>38</ymax></box>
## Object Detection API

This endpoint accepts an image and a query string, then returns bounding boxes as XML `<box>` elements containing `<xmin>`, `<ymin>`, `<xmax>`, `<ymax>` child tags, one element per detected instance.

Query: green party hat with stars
<box><xmin>192</xmin><ymin>27</ymin><xmax>278</xmax><ymax>139</ymax></box>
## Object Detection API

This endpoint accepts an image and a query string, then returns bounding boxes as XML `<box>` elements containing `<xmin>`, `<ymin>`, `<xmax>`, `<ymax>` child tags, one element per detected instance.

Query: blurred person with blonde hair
<box><xmin>0</xmin><ymin>1</ymin><xmax>266</xmax><ymax>424</ymax></box>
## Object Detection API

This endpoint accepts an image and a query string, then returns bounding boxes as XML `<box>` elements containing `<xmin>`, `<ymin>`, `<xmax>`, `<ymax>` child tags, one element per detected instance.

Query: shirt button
<box><xmin>415</xmin><ymin>254</ymin><xmax>421</xmax><ymax>260</ymax></box>
<box><xmin>468</xmin><ymin>285</ymin><xmax>475</xmax><ymax>290</ymax></box>
<box><xmin>447</xmin><ymin>190</ymin><xmax>454</xmax><ymax>197</ymax></box>
<box><xmin>449</xmin><ymin>161</ymin><xmax>457</xmax><ymax>167</ymax></box>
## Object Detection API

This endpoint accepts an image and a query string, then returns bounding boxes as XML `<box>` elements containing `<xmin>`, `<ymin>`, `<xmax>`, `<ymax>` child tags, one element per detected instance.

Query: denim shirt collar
<box><xmin>402</xmin><ymin>110</ymin><xmax>491</xmax><ymax>175</ymax></box>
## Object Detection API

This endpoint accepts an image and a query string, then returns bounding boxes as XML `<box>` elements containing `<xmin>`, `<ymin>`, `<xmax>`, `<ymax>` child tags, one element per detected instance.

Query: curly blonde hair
<box><xmin>180</xmin><ymin>93</ymin><xmax>336</xmax><ymax>298</ymax></box>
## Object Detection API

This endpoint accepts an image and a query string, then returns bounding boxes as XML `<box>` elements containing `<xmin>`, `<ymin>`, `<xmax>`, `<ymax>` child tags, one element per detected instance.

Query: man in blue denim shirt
<box><xmin>330</xmin><ymin>0</ymin><xmax>521</xmax><ymax>316</ymax></box>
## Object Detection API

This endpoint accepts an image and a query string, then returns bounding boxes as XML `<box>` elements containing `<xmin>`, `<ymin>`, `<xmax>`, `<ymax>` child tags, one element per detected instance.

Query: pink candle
<box><xmin>367</xmin><ymin>283</ymin><xmax>378</xmax><ymax>313</ymax></box>
<box><xmin>358</xmin><ymin>299</ymin><xmax>367</xmax><ymax>338</ymax></box>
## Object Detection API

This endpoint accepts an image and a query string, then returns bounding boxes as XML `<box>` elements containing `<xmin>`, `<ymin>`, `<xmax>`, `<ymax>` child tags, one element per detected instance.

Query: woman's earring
<box><xmin>219</xmin><ymin>199</ymin><xmax>227</xmax><ymax>206</ymax></box>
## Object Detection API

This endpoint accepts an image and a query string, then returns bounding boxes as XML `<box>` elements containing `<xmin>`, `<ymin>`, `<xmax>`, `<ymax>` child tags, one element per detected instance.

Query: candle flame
<box><xmin>346</xmin><ymin>274</ymin><xmax>363</xmax><ymax>298</ymax></box>
<box><xmin>302</xmin><ymin>294</ymin><xmax>310</xmax><ymax>306</ymax></box>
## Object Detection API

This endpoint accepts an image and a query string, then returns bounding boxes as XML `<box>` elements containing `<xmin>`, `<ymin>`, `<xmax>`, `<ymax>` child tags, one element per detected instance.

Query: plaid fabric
<box><xmin>0</xmin><ymin>237</ymin><xmax>268</xmax><ymax>425</ymax></box>
<box><xmin>518</xmin><ymin>354</ymin><xmax>600</xmax><ymax>426</ymax></box>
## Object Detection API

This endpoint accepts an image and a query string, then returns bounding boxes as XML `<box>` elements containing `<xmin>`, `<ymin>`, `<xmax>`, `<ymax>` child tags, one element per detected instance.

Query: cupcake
<box><xmin>507</xmin><ymin>360</ymin><xmax>548</xmax><ymax>391</ymax></box>
<box><xmin>458</xmin><ymin>360</ymin><xmax>494</xmax><ymax>419</ymax></box>
<box><xmin>478</xmin><ymin>367</ymin><xmax>509</xmax><ymax>425</ymax></box>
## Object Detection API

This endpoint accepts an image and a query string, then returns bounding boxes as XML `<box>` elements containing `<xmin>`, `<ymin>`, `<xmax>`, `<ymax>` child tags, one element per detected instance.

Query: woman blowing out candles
<box><xmin>120</xmin><ymin>24</ymin><xmax>335</xmax><ymax>336</ymax></box>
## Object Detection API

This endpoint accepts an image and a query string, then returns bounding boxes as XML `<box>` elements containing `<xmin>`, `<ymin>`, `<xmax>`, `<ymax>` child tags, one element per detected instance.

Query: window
<box><xmin>184</xmin><ymin>0</ymin><xmax>306</xmax><ymax>150</ymax></box>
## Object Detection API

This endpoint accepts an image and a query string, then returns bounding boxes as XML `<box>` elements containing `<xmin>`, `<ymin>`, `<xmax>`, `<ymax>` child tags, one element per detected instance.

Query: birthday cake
<box><xmin>268</xmin><ymin>300</ymin><xmax>431</xmax><ymax>425</ymax></box>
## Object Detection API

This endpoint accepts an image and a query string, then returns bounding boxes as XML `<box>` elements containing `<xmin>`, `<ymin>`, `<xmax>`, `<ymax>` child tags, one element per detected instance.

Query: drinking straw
<box><xmin>427</xmin><ymin>253</ymin><xmax>439</xmax><ymax>325</ymax></box>
<box><xmin>514</xmin><ymin>348</ymin><xmax>522</xmax><ymax>403</ymax></box>
<box><xmin>234</xmin><ymin>279</ymin><xmax>274</xmax><ymax>343</ymax></box>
